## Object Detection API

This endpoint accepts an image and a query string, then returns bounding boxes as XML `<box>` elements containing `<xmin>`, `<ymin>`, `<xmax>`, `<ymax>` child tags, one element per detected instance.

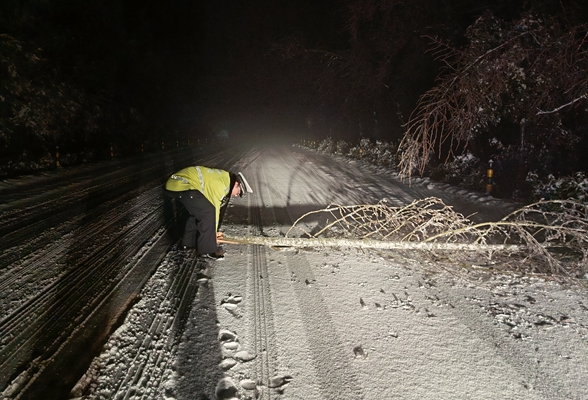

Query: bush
<box><xmin>431</xmin><ymin>152</ymin><xmax>485</xmax><ymax>190</ymax></box>
<box><xmin>527</xmin><ymin>171</ymin><xmax>588</xmax><ymax>202</ymax></box>
<box><xmin>349</xmin><ymin>138</ymin><xmax>374</xmax><ymax>159</ymax></box>
<box><xmin>316</xmin><ymin>137</ymin><xmax>336</xmax><ymax>154</ymax></box>
<box><xmin>336</xmin><ymin>140</ymin><xmax>350</xmax><ymax>155</ymax></box>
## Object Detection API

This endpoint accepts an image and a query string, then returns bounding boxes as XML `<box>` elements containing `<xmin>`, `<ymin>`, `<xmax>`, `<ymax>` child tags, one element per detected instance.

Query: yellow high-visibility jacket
<box><xmin>165</xmin><ymin>166</ymin><xmax>231</xmax><ymax>229</ymax></box>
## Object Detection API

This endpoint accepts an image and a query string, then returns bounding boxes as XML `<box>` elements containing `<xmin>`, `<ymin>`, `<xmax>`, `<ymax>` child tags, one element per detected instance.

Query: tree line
<box><xmin>277</xmin><ymin>0</ymin><xmax>588</xmax><ymax>199</ymax></box>
<box><xmin>2</xmin><ymin>0</ymin><xmax>588</xmax><ymax>200</ymax></box>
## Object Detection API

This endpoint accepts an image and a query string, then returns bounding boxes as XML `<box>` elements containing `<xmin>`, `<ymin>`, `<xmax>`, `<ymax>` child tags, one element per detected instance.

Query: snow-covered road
<box><xmin>2</xmin><ymin>144</ymin><xmax>587</xmax><ymax>400</ymax></box>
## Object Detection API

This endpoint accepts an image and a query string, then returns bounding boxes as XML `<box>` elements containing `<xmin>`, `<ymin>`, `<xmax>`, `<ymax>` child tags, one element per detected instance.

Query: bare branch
<box><xmin>536</xmin><ymin>94</ymin><xmax>587</xmax><ymax>115</ymax></box>
<box><xmin>284</xmin><ymin>197</ymin><xmax>588</xmax><ymax>277</ymax></box>
<box><xmin>397</xmin><ymin>13</ymin><xmax>588</xmax><ymax>180</ymax></box>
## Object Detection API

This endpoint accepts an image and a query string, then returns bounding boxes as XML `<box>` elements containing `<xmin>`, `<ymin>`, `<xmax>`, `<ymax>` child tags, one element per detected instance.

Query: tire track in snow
<box><xmin>247</xmin><ymin>200</ymin><xmax>279</xmax><ymax>397</ymax></box>
<box><xmin>0</xmin><ymin>202</ymin><xmax>171</xmax><ymax>398</ymax></box>
<box><xmin>0</xmin><ymin>185</ymin><xmax>163</xmax><ymax>313</ymax></box>
<box><xmin>106</xmin><ymin>253</ymin><xmax>203</xmax><ymax>400</ymax></box>
<box><xmin>250</xmin><ymin>156</ymin><xmax>364</xmax><ymax>399</ymax></box>
<box><xmin>250</xmin><ymin>243</ymin><xmax>277</xmax><ymax>397</ymax></box>
<box><xmin>0</xmin><ymin>146</ymin><xmax>255</xmax><ymax>398</ymax></box>
<box><xmin>0</xmin><ymin>147</ymin><xmax>208</xmax><ymax>269</ymax></box>
<box><xmin>0</xmin><ymin>153</ymin><xmax>174</xmax><ymax>242</ymax></box>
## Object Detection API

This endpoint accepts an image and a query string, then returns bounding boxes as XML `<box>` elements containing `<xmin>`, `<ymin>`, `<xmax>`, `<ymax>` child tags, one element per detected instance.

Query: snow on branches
<box><xmin>398</xmin><ymin>12</ymin><xmax>588</xmax><ymax>179</ymax></box>
<box><xmin>282</xmin><ymin>197</ymin><xmax>588</xmax><ymax>278</ymax></box>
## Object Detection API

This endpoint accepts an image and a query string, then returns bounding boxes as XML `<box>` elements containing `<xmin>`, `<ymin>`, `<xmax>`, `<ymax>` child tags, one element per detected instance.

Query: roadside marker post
<box><xmin>486</xmin><ymin>159</ymin><xmax>494</xmax><ymax>194</ymax></box>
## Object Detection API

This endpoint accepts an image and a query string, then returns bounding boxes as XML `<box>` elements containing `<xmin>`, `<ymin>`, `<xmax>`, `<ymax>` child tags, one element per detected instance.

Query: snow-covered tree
<box><xmin>398</xmin><ymin>12</ymin><xmax>588</xmax><ymax>181</ymax></box>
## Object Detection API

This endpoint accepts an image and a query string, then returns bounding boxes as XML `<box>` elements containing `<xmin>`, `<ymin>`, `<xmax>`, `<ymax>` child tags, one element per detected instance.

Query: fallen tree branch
<box><xmin>223</xmin><ymin>235</ymin><xmax>523</xmax><ymax>252</ymax></box>
<box><xmin>279</xmin><ymin>197</ymin><xmax>588</xmax><ymax>276</ymax></box>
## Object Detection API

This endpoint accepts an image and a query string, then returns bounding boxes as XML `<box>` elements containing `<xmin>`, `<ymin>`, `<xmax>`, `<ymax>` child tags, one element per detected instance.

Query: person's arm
<box><xmin>218</xmin><ymin>197</ymin><xmax>230</xmax><ymax>229</ymax></box>
<box><xmin>201</xmin><ymin>169</ymin><xmax>231</xmax><ymax>231</ymax></box>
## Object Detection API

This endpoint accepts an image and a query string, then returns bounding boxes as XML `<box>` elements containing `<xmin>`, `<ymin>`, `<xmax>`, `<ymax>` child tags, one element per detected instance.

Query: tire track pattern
<box><xmin>251</xmin><ymin>151</ymin><xmax>363</xmax><ymax>399</ymax></box>
<box><xmin>0</xmin><ymin>199</ymin><xmax>173</xmax><ymax>399</ymax></box>
<box><xmin>0</xmin><ymin>186</ymin><xmax>163</xmax><ymax>317</ymax></box>
<box><xmin>250</xmin><ymin>241</ymin><xmax>278</xmax><ymax>398</ymax></box>
<box><xmin>82</xmin><ymin>251</ymin><xmax>204</xmax><ymax>400</ymax></box>
<box><xmin>247</xmin><ymin>200</ymin><xmax>277</xmax><ymax>398</ymax></box>
<box><xmin>0</xmin><ymin>146</ymin><xmax>257</xmax><ymax>399</ymax></box>
<box><xmin>0</xmin><ymin>151</ymin><xmax>201</xmax><ymax>399</ymax></box>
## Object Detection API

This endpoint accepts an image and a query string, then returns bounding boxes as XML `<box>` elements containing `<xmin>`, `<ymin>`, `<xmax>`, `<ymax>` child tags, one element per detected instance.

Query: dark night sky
<box><xmin>0</xmin><ymin>0</ymin><xmax>525</xmax><ymax>138</ymax></box>
<box><xmin>0</xmin><ymin>0</ymin><xmax>349</xmax><ymax>153</ymax></box>
<box><xmin>195</xmin><ymin>0</ymin><xmax>342</xmax><ymax>69</ymax></box>
<box><xmin>169</xmin><ymin>0</ymin><xmax>345</xmax><ymax>136</ymax></box>
<box><xmin>4</xmin><ymin>0</ymin><xmax>586</xmax><ymax>148</ymax></box>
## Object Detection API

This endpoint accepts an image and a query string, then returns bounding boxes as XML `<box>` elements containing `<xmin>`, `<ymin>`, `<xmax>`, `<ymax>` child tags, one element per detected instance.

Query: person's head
<box><xmin>229</xmin><ymin>173</ymin><xmax>243</xmax><ymax>198</ymax></box>
<box><xmin>229</xmin><ymin>172</ymin><xmax>252</xmax><ymax>198</ymax></box>
<box><xmin>231</xmin><ymin>181</ymin><xmax>242</xmax><ymax>197</ymax></box>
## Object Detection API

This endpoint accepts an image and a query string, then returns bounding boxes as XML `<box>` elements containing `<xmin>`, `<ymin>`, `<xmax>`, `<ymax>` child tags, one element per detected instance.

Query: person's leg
<box><xmin>166</xmin><ymin>190</ymin><xmax>197</xmax><ymax>248</ymax></box>
<box><xmin>182</xmin><ymin>216</ymin><xmax>197</xmax><ymax>248</ymax></box>
<box><xmin>195</xmin><ymin>204</ymin><xmax>217</xmax><ymax>254</ymax></box>
<box><xmin>178</xmin><ymin>190</ymin><xmax>217</xmax><ymax>254</ymax></box>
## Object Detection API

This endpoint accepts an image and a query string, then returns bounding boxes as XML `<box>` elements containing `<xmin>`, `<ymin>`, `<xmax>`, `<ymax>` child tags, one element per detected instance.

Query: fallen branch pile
<box><xmin>232</xmin><ymin>197</ymin><xmax>588</xmax><ymax>277</ymax></box>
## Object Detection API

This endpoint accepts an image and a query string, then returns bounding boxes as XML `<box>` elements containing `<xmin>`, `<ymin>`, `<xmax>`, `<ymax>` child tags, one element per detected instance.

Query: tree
<box><xmin>398</xmin><ymin>11</ymin><xmax>588</xmax><ymax>184</ymax></box>
<box><xmin>0</xmin><ymin>0</ymin><xmax>175</xmax><ymax>170</ymax></box>
<box><xmin>274</xmin><ymin>0</ymin><xmax>471</xmax><ymax>141</ymax></box>
<box><xmin>0</xmin><ymin>35</ymin><xmax>96</xmax><ymax>162</ymax></box>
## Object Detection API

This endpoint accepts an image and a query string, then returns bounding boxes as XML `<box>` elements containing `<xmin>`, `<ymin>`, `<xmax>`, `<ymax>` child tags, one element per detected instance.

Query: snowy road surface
<box><xmin>1</xmin><ymin>144</ymin><xmax>587</xmax><ymax>400</ymax></box>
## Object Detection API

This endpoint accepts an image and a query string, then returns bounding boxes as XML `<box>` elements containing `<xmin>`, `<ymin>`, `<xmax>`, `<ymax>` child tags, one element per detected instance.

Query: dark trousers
<box><xmin>166</xmin><ymin>189</ymin><xmax>217</xmax><ymax>254</ymax></box>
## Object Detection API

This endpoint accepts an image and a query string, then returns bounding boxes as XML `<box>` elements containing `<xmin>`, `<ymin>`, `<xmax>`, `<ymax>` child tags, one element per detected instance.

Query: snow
<box><xmin>1</xmin><ymin>144</ymin><xmax>587</xmax><ymax>400</ymax></box>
